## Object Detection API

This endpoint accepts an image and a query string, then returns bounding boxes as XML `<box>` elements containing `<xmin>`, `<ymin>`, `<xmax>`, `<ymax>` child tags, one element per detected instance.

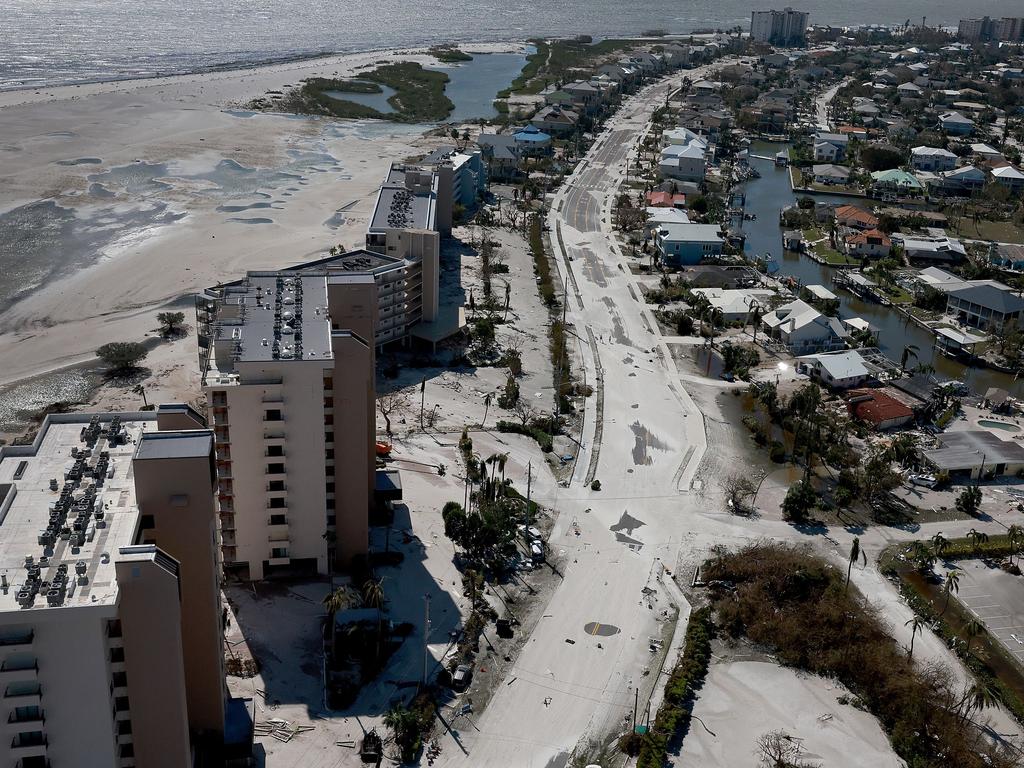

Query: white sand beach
<box><xmin>0</xmin><ymin>43</ymin><xmax>523</xmax><ymax>413</ymax></box>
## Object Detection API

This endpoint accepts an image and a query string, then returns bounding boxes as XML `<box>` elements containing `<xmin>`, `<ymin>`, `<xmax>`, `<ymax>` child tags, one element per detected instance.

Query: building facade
<box><xmin>750</xmin><ymin>8</ymin><xmax>809</xmax><ymax>46</ymax></box>
<box><xmin>0</xmin><ymin>411</ymin><xmax>237</xmax><ymax>768</ymax></box>
<box><xmin>198</xmin><ymin>272</ymin><xmax>376</xmax><ymax>580</ymax></box>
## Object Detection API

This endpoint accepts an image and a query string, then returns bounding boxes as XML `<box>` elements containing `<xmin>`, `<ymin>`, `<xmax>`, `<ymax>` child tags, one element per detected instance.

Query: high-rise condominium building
<box><xmin>0</xmin><ymin>407</ymin><xmax>243</xmax><ymax>768</ymax></box>
<box><xmin>958</xmin><ymin>16</ymin><xmax>1024</xmax><ymax>42</ymax></box>
<box><xmin>198</xmin><ymin>270</ymin><xmax>377</xmax><ymax>581</ymax></box>
<box><xmin>750</xmin><ymin>7</ymin><xmax>809</xmax><ymax>46</ymax></box>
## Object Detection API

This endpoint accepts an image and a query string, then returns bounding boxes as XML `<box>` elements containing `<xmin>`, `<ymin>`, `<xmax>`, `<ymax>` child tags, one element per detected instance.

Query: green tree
<box><xmin>323</xmin><ymin>586</ymin><xmax>356</xmax><ymax>664</ymax></box>
<box><xmin>931</xmin><ymin>532</ymin><xmax>949</xmax><ymax>559</ymax></box>
<box><xmin>383</xmin><ymin>704</ymin><xmax>422</xmax><ymax>763</ymax></box>
<box><xmin>782</xmin><ymin>480</ymin><xmax>817</xmax><ymax>523</ymax></box>
<box><xmin>905</xmin><ymin>615</ymin><xmax>925</xmax><ymax>659</ymax></box>
<box><xmin>96</xmin><ymin>341</ymin><xmax>148</xmax><ymax>372</ymax></box>
<box><xmin>966</xmin><ymin>527</ymin><xmax>989</xmax><ymax>552</ymax></box>
<box><xmin>942</xmin><ymin>569</ymin><xmax>960</xmax><ymax>614</ymax></box>
<box><xmin>156</xmin><ymin>311</ymin><xmax>186</xmax><ymax>335</ymax></box>
<box><xmin>965</xmin><ymin>618</ymin><xmax>984</xmax><ymax>654</ymax></box>
<box><xmin>362</xmin><ymin>578</ymin><xmax>386</xmax><ymax>662</ymax></box>
<box><xmin>955</xmin><ymin>486</ymin><xmax>982</xmax><ymax>517</ymax></box>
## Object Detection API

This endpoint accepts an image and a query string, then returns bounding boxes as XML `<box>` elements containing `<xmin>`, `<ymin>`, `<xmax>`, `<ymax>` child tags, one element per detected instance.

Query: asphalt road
<box><xmin>439</xmin><ymin>66</ymin><xmax>718</xmax><ymax>768</ymax></box>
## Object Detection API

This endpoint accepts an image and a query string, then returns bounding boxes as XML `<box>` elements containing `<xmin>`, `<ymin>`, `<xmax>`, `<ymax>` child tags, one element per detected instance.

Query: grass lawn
<box><xmin>801</xmin><ymin>226</ymin><xmax>858</xmax><ymax>265</ymax></box>
<box><xmin>950</xmin><ymin>218</ymin><xmax>1024</xmax><ymax>244</ymax></box>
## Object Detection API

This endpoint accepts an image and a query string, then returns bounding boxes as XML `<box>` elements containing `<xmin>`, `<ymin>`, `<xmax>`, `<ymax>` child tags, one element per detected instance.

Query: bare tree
<box><xmin>756</xmin><ymin>730</ymin><xmax>818</xmax><ymax>768</ymax></box>
<box><xmin>377</xmin><ymin>391</ymin><xmax>411</xmax><ymax>437</ymax></box>
<box><xmin>511</xmin><ymin>399</ymin><xmax>537</xmax><ymax>426</ymax></box>
<box><xmin>723</xmin><ymin>473</ymin><xmax>758</xmax><ymax>515</ymax></box>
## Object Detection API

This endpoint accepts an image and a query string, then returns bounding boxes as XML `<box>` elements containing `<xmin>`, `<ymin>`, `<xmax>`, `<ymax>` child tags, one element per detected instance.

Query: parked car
<box><xmin>910</xmin><ymin>474</ymin><xmax>938</xmax><ymax>489</ymax></box>
<box><xmin>452</xmin><ymin>664</ymin><xmax>473</xmax><ymax>691</ymax></box>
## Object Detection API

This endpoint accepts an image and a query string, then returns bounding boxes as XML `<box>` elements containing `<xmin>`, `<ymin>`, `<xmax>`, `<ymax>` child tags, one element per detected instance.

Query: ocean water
<box><xmin>2</xmin><ymin>0</ymin><xmax>1021</xmax><ymax>91</ymax></box>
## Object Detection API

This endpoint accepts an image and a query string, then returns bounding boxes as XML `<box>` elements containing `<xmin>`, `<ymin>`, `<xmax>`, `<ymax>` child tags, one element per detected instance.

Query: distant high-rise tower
<box><xmin>750</xmin><ymin>8</ymin><xmax>809</xmax><ymax>47</ymax></box>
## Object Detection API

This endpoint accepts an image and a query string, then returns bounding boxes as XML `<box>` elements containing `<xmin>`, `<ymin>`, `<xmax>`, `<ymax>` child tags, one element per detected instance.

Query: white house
<box><xmin>658</xmin><ymin>138</ymin><xmax>707</xmax><ymax>183</ymax></box>
<box><xmin>690</xmin><ymin>288</ymin><xmax>775</xmax><ymax>321</ymax></box>
<box><xmin>910</xmin><ymin>146</ymin><xmax>957</xmax><ymax>172</ymax></box>
<box><xmin>761</xmin><ymin>299</ymin><xmax>849</xmax><ymax>354</ymax></box>
<box><xmin>797</xmin><ymin>350</ymin><xmax>872</xmax><ymax>389</ymax></box>
<box><xmin>990</xmin><ymin>165</ymin><xmax>1024</xmax><ymax>194</ymax></box>
<box><xmin>644</xmin><ymin>207</ymin><xmax>690</xmax><ymax>237</ymax></box>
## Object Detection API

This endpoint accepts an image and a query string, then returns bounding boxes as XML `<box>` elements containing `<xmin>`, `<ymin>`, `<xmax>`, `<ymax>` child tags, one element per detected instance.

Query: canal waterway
<box><xmin>738</xmin><ymin>143</ymin><xmax>1020</xmax><ymax>395</ymax></box>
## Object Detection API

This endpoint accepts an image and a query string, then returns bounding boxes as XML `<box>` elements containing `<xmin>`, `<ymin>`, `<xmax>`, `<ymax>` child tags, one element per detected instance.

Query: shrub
<box><xmin>96</xmin><ymin>341</ymin><xmax>148</xmax><ymax>372</ymax></box>
<box><xmin>782</xmin><ymin>479</ymin><xmax>816</xmax><ymax>522</ymax></box>
<box><xmin>495</xmin><ymin>420</ymin><xmax>553</xmax><ymax>452</ymax></box>
<box><xmin>591</xmin><ymin>479</ymin><xmax>601</xmax><ymax>491</ymax></box>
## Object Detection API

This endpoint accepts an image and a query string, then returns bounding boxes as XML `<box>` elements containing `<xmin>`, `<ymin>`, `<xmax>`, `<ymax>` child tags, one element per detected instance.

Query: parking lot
<box><xmin>938</xmin><ymin>559</ymin><xmax>1024</xmax><ymax>666</ymax></box>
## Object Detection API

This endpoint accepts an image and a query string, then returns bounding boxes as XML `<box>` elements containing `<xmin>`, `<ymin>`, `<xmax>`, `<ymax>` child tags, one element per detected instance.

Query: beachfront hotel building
<box><xmin>0</xmin><ymin>407</ymin><xmax>246</xmax><ymax>768</ymax></box>
<box><xmin>361</xmin><ymin>161</ymin><xmax>466</xmax><ymax>349</ymax></box>
<box><xmin>750</xmin><ymin>8</ymin><xmax>809</xmax><ymax>47</ymax></box>
<box><xmin>198</xmin><ymin>270</ymin><xmax>376</xmax><ymax>581</ymax></box>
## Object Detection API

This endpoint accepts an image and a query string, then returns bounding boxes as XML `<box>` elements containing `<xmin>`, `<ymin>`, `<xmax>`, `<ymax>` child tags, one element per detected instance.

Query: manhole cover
<box><xmin>584</xmin><ymin>622</ymin><xmax>620</xmax><ymax>637</ymax></box>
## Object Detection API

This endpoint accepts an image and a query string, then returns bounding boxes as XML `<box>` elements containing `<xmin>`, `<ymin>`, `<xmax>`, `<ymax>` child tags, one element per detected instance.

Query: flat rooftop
<box><xmin>204</xmin><ymin>273</ymin><xmax>333</xmax><ymax>381</ymax></box>
<box><xmin>369</xmin><ymin>164</ymin><xmax>437</xmax><ymax>234</ymax></box>
<box><xmin>923</xmin><ymin>431</ymin><xmax>1024</xmax><ymax>472</ymax></box>
<box><xmin>0</xmin><ymin>416</ymin><xmax>155</xmax><ymax>612</ymax></box>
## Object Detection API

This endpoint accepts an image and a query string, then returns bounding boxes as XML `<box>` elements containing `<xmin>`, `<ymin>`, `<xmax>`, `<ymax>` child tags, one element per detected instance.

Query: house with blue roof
<box><xmin>512</xmin><ymin>125</ymin><xmax>552</xmax><ymax>155</ymax></box>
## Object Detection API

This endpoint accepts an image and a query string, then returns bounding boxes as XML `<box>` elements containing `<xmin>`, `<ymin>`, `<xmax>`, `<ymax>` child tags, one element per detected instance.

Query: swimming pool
<box><xmin>978</xmin><ymin>419</ymin><xmax>1021</xmax><ymax>433</ymax></box>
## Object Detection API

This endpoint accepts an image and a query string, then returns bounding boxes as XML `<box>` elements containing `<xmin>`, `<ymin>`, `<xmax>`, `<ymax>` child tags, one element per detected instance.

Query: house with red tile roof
<box><xmin>843</xmin><ymin>228</ymin><xmax>891</xmax><ymax>258</ymax></box>
<box><xmin>846</xmin><ymin>388</ymin><xmax>914</xmax><ymax>430</ymax></box>
<box><xmin>645</xmin><ymin>190</ymin><xmax>687</xmax><ymax>209</ymax></box>
<box><xmin>834</xmin><ymin>205</ymin><xmax>879</xmax><ymax>231</ymax></box>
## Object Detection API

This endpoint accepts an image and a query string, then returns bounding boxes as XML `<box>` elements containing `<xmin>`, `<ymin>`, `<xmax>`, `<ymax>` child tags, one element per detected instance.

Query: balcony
<box><xmin>222</xmin><ymin>532</ymin><xmax>237</xmax><ymax>547</ymax></box>
<box><xmin>220</xmin><ymin>513</ymin><xmax>236</xmax><ymax>532</ymax></box>
<box><xmin>261</xmin><ymin>394</ymin><xmax>284</xmax><ymax>404</ymax></box>
<box><xmin>0</xmin><ymin>663</ymin><xmax>38</xmax><ymax>685</ymax></box>
<box><xmin>10</xmin><ymin>733</ymin><xmax>46</xmax><ymax>757</ymax></box>
<box><xmin>0</xmin><ymin>632</ymin><xmax>33</xmax><ymax>654</ymax></box>
<box><xmin>7</xmin><ymin>710</ymin><xmax>45</xmax><ymax>731</ymax></box>
<box><xmin>263</xmin><ymin>429</ymin><xmax>286</xmax><ymax>440</ymax></box>
<box><xmin>267</xmin><ymin>528</ymin><xmax>290</xmax><ymax>543</ymax></box>
<box><xmin>4</xmin><ymin>682</ymin><xmax>41</xmax><ymax>704</ymax></box>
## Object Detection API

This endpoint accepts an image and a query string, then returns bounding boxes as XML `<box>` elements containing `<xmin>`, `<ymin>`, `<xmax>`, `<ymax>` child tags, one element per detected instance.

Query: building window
<box><xmin>324</xmin><ymin>431</ymin><xmax>333</xmax><ymax>444</ymax></box>
<box><xmin>325</xmin><ymin>449</ymin><xmax>334</xmax><ymax>460</ymax></box>
<box><xmin>271</xmin><ymin>547</ymin><xmax>289</xmax><ymax>559</ymax></box>
<box><xmin>110</xmin><ymin>647</ymin><xmax>125</xmax><ymax>663</ymax></box>
<box><xmin>324</xmin><ymin>397</ymin><xmax>334</xmax><ymax>408</ymax></box>
<box><xmin>324</xmin><ymin>414</ymin><xmax>334</xmax><ymax>426</ymax></box>
<box><xmin>269</xmin><ymin>514</ymin><xmax>287</xmax><ymax>526</ymax></box>
<box><xmin>139</xmin><ymin>514</ymin><xmax>155</xmax><ymax>530</ymax></box>
<box><xmin>267</xmin><ymin>445</ymin><xmax>284</xmax><ymax>457</ymax></box>
<box><xmin>269</xmin><ymin>498</ymin><xmax>286</xmax><ymax>509</ymax></box>
<box><xmin>326</xmin><ymin>499</ymin><xmax>335</xmax><ymax>511</ymax></box>
<box><xmin>323</xmin><ymin>377</ymin><xmax>333</xmax><ymax>391</ymax></box>
<box><xmin>12</xmin><ymin>705</ymin><xmax>41</xmax><ymax>722</ymax></box>
<box><xmin>108</xmin><ymin>620</ymin><xmax>123</xmax><ymax>638</ymax></box>
<box><xmin>326</xmin><ymin>482</ymin><xmax>335</xmax><ymax>494</ymax></box>
<box><xmin>326</xmin><ymin>514</ymin><xmax>336</xmax><ymax>526</ymax></box>
<box><xmin>268</xmin><ymin>480</ymin><xmax>285</xmax><ymax>492</ymax></box>
<box><xmin>264</xmin><ymin>409</ymin><xmax>283</xmax><ymax>422</ymax></box>
<box><xmin>266</xmin><ymin>463</ymin><xmax>285</xmax><ymax>475</ymax></box>
<box><xmin>326</xmin><ymin>465</ymin><xmax>335</xmax><ymax>477</ymax></box>
<box><xmin>118</xmin><ymin>719</ymin><xmax>133</xmax><ymax>736</ymax></box>
<box><xmin>120</xmin><ymin>743</ymin><xmax>135</xmax><ymax>759</ymax></box>
<box><xmin>114</xmin><ymin>696</ymin><xmax>130</xmax><ymax>712</ymax></box>
<box><xmin>112</xmin><ymin>671</ymin><xmax>128</xmax><ymax>688</ymax></box>
<box><xmin>12</xmin><ymin>731</ymin><xmax>45</xmax><ymax>748</ymax></box>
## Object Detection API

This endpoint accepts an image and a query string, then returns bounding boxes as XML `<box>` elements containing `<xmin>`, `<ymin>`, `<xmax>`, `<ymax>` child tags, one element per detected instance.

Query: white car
<box><xmin>910</xmin><ymin>474</ymin><xmax>938</xmax><ymax>489</ymax></box>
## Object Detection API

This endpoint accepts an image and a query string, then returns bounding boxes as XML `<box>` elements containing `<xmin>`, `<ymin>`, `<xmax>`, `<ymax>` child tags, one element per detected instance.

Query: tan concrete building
<box><xmin>0</xmin><ymin>411</ymin><xmax>239</xmax><ymax>768</ymax></box>
<box><xmin>198</xmin><ymin>270</ymin><xmax>376</xmax><ymax>580</ymax></box>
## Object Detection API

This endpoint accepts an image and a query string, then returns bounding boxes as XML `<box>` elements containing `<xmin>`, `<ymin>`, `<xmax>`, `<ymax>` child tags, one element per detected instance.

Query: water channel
<box><xmin>738</xmin><ymin>142</ymin><xmax>1021</xmax><ymax>395</ymax></box>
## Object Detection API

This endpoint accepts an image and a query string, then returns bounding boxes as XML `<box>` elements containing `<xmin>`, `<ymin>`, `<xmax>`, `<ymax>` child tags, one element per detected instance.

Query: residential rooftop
<box><xmin>0</xmin><ymin>415</ymin><xmax>156</xmax><ymax>612</ymax></box>
<box><xmin>368</xmin><ymin>163</ymin><xmax>438</xmax><ymax>234</ymax></box>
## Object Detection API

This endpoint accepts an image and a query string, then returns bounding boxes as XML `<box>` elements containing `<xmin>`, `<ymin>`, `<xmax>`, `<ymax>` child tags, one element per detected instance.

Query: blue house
<box><xmin>513</xmin><ymin>125</ymin><xmax>552</xmax><ymax>155</ymax></box>
<box><xmin>654</xmin><ymin>223</ymin><xmax>724</xmax><ymax>266</ymax></box>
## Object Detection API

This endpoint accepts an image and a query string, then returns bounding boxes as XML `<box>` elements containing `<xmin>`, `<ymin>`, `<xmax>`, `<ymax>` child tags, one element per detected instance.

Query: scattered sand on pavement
<box><xmin>679</xmin><ymin>660</ymin><xmax>902</xmax><ymax>768</ymax></box>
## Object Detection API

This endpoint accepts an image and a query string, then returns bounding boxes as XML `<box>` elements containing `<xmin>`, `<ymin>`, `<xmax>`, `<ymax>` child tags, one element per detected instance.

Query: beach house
<box><xmin>761</xmin><ymin>299</ymin><xmax>849</xmax><ymax>354</ymax></box>
<box><xmin>910</xmin><ymin>146</ymin><xmax>958</xmax><ymax>172</ymax></box>
<box><xmin>654</xmin><ymin>222</ymin><xmax>724</xmax><ymax>266</ymax></box>
<box><xmin>938</xmin><ymin>110</ymin><xmax>975</xmax><ymax>135</ymax></box>
<box><xmin>797</xmin><ymin>350</ymin><xmax>872</xmax><ymax>389</ymax></box>
<box><xmin>945</xmin><ymin>284</ymin><xmax>1024</xmax><ymax>332</ymax></box>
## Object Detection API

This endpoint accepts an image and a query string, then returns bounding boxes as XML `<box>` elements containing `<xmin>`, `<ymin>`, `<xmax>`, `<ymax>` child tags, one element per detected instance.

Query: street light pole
<box><xmin>422</xmin><ymin>593</ymin><xmax>432</xmax><ymax>688</ymax></box>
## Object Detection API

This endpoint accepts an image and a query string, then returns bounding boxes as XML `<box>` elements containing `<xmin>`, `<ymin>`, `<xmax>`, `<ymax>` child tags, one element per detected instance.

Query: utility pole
<box><xmin>525</xmin><ymin>461</ymin><xmax>533</xmax><ymax>528</ymax></box>
<box><xmin>422</xmin><ymin>594</ymin><xmax>432</xmax><ymax>688</ymax></box>
<box><xmin>419</xmin><ymin>376</ymin><xmax>426</xmax><ymax>430</ymax></box>
<box><xmin>633</xmin><ymin>687</ymin><xmax>639</xmax><ymax>733</ymax></box>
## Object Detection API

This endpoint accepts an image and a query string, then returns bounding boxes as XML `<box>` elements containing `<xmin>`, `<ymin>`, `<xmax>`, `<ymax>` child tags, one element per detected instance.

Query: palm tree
<box><xmin>1007</xmin><ymin>524</ymin><xmax>1024</xmax><ymax>567</ymax></box>
<box><xmin>967</xmin><ymin>528</ymin><xmax>989</xmax><ymax>553</ymax></box>
<box><xmin>905</xmin><ymin>615</ymin><xmax>925</xmax><ymax>659</ymax></box>
<box><xmin>846</xmin><ymin>537</ymin><xmax>860</xmax><ymax>595</ymax></box>
<box><xmin>957</xmin><ymin>679</ymin><xmax>1000</xmax><ymax>724</ymax></box>
<box><xmin>931</xmin><ymin>532</ymin><xmax>949</xmax><ymax>559</ymax></box>
<box><xmin>132</xmin><ymin>384</ymin><xmax>148</xmax><ymax>408</ymax></box>
<box><xmin>323</xmin><ymin>586</ymin><xmax>355</xmax><ymax>665</ymax></box>
<box><xmin>384</xmin><ymin>704</ymin><xmax>420</xmax><ymax>763</ymax></box>
<box><xmin>965</xmin><ymin>618</ymin><xmax>984</xmax><ymax>655</ymax></box>
<box><xmin>899</xmin><ymin>344</ymin><xmax>920</xmax><ymax>374</ymax></box>
<box><xmin>363</xmin><ymin>578</ymin><xmax>386</xmax><ymax>662</ymax></box>
<box><xmin>481</xmin><ymin>393</ymin><xmax>492</xmax><ymax>430</ymax></box>
<box><xmin>942</xmin><ymin>569</ymin><xmax>961</xmax><ymax>614</ymax></box>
